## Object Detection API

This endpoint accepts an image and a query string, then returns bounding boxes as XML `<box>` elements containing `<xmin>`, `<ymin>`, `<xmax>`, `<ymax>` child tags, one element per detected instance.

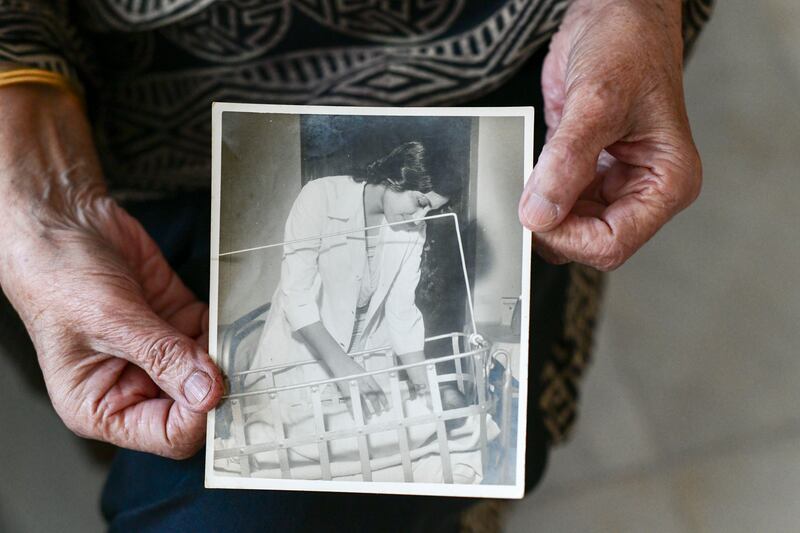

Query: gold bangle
<box><xmin>0</xmin><ymin>67</ymin><xmax>79</xmax><ymax>97</ymax></box>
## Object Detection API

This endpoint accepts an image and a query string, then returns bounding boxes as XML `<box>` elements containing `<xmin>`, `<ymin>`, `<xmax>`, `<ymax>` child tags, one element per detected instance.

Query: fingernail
<box><xmin>522</xmin><ymin>192</ymin><xmax>560</xmax><ymax>230</ymax></box>
<box><xmin>184</xmin><ymin>370</ymin><xmax>212</xmax><ymax>405</ymax></box>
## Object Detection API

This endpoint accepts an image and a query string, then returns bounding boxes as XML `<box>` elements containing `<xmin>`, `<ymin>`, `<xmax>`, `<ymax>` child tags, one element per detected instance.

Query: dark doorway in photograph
<box><xmin>299</xmin><ymin>115</ymin><xmax>474</xmax><ymax>362</ymax></box>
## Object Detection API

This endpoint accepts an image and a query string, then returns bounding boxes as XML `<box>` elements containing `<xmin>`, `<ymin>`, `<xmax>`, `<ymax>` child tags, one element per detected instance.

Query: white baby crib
<box><xmin>213</xmin><ymin>303</ymin><xmax>517</xmax><ymax>485</ymax></box>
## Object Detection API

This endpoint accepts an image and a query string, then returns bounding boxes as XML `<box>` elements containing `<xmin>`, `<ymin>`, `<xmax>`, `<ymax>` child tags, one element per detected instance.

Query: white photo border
<box><xmin>206</xmin><ymin>103</ymin><xmax>534</xmax><ymax>499</ymax></box>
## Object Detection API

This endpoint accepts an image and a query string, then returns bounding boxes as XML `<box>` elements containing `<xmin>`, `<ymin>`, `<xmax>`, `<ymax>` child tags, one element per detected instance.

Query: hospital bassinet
<box><xmin>213</xmin><ymin>303</ymin><xmax>517</xmax><ymax>485</ymax></box>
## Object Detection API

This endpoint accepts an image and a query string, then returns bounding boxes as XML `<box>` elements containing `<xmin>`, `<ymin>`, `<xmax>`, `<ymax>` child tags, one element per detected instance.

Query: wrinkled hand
<box><xmin>0</xmin><ymin>85</ymin><xmax>223</xmax><ymax>459</ymax></box>
<box><xmin>518</xmin><ymin>0</ymin><xmax>702</xmax><ymax>270</ymax></box>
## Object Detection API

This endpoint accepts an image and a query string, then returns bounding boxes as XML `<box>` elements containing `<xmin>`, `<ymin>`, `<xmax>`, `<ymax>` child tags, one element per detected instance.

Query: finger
<box><xmin>376</xmin><ymin>388</ymin><xmax>389</xmax><ymax>412</ymax></box>
<box><xmin>84</xmin><ymin>362</ymin><xmax>207</xmax><ymax>459</ymax></box>
<box><xmin>196</xmin><ymin>330</ymin><xmax>209</xmax><ymax>351</ymax></box>
<box><xmin>110</xmin><ymin>205</ymin><xmax>203</xmax><ymax>322</ymax></box>
<box><xmin>128</xmin><ymin>237</ymin><xmax>209</xmax><ymax>342</ymax></box>
<box><xmin>362</xmin><ymin>388</ymin><xmax>382</xmax><ymax>417</ymax></box>
<box><xmin>366</xmin><ymin>377</ymin><xmax>389</xmax><ymax>412</ymax></box>
<box><xmin>532</xmin><ymin>236</ymin><xmax>571</xmax><ymax>265</ymax></box>
<box><xmin>408</xmin><ymin>382</ymin><xmax>418</xmax><ymax>401</ymax></box>
<box><xmin>94</xmin><ymin>205</ymin><xmax>223</xmax><ymax>406</ymax></box>
<box><xmin>118</xmin><ymin>397</ymin><xmax>207</xmax><ymax>459</ymax></box>
<box><xmin>93</xmin><ymin>302</ymin><xmax>223</xmax><ymax>413</ymax></box>
<box><xmin>533</xmin><ymin>191</ymin><xmax>669</xmax><ymax>272</ymax></box>
<box><xmin>360</xmin><ymin>394</ymin><xmax>376</xmax><ymax>419</ymax></box>
<box><xmin>376</xmin><ymin>390</ymin><xmax>389</xmax><ymax>413</ymax></box>
<box><xmin>166</xmin><ymin>300</ymin><xmax>208</xmax><ymax>339</ymax></box>
<box><xmin>342</xmin><ymin>394</ymin><xmax>353</xmax><ymax>413</ymax></box>
<box><xmin>336</xmin><ymin>382</ymin><xmax>349</xmax><ymax>400</ymax></box>
<box><xmin>536</xmin><ymin>145</ymin><xmax>698</xmax><ymax>271</ymax></box>
<box><xmin>519</xmin><ymin>85</ymin><xmax>627</xmax><ymax>233</ymax></box>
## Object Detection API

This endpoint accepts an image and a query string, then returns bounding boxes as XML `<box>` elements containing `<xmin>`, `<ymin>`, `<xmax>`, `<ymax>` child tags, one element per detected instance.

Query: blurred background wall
<box><xmin>218</xmin><ymin>112</ymin><xmax>301</xmax><ymax>326</ymax></box>
<box><xmin>507</xmin><ymin>1</ymin><xmax>800</xmax><ymax>531</ymax></box>
<box><xmin>472</xmin><ymin>116</ymin><xmax>525</xmax><ymax>327</ymax></box>
<box><xmin>1</xmin><ymin>1</ymin><xmax>799</xmax><ymax>531</ymax></box>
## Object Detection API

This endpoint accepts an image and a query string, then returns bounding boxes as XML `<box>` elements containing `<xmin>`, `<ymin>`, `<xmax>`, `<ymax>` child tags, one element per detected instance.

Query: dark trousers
<box><xmin>0</xmin><ymin>46</ymin><xmax>565</xmax><ymax>532</ymax></box>
<box><xmin>99</xmin><ymin>191</ymin><xmax>550</xmax><ymax>533</ymax></box>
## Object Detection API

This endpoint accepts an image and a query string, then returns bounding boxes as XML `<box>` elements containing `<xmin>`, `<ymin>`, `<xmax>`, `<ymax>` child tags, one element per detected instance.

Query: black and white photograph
<box><xmin>207</xmin><ymin>104</ymin><xmax>533</xmax><ymax>498</ymax></box>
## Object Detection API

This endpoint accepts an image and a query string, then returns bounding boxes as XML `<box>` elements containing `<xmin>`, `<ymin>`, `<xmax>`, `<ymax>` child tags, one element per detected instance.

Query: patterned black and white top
<box><xmin>0</xmin><ymin>0</ymin><xmax>713</xmax><ymax>447</ymax></box>
<box><xmin>0</xmin><ymin>0</ymin><xmax>713</xmax><ymax>192</ymax></box>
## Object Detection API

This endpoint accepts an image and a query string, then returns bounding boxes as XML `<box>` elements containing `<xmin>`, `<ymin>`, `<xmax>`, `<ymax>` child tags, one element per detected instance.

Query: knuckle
<box><xmin>660</xmin><ymin>141</ymin><xmax>704</xmax><ymax>211</ymax></box>
<box><xmin>544</xmin><ymin>137</ymin><xmax>574</xmax><ymax>162</ymax></box>
<box><xmin>665</xmin><ymin>187</ymin><xmax>683</xmax><ymax>211</ymax></box>
<box><xmin>577</xmin><ymin>83</ymin><xmax>615</xmax><ymax>115</ymax></box>
<box><xmin>47</xmin><ymin>376</ymin><xmax>113</xmax><ymax>443</ymax></box>
<box><xmin>143</xmin><ymin>334</ymin><xmax>187</xmax><ymax>379</ymax></box>
<box><xmin>544</xmin><ymin>135</ymin><xmax>588</xmax><ymax>171</ymax></box>
<box><xmin>61</xmin><ymin>412</ymin><xmax>91</xmax><ymax>439</ymax></box>
<box><xmin>535</xmin><ymin>249</ymin><xmax>568</xmax><ymax>265</ymax></box>
<box><xmin>594</xmin><ymin>243</ymin><xmax>629</xmax><ymax>272</ymax></box>
<box><xmin>533</xmin><ymin>238</ymin><xmax>569</xmax><ymax>265</ymax></box>
<box><xmin>51</xmin><ymin>394</ymin><xmax>92</xmax><ymax>438</ymax></box>
<box><xmin>91</xmin><ymin>403</ymin><xmax>132</xmax><ymax>446</ymax></box>
<box><xmin>163</xmin><ymin>415</ymin><xmax>203</xmax><ymax>459</ymax></box>
<box><xmin>85</xmin><ymin>393</ymin><xmax>109</xmax><ymax>427</ymax></box>
<box><xmin>163</xmin><ymin>444</ymin><xmax>197</xmax><ymax>460</ymax></box>
<box><xmin>651</xmin><ymin>174</ymin><xmax>685</xmax><ymax>213</ymax></box>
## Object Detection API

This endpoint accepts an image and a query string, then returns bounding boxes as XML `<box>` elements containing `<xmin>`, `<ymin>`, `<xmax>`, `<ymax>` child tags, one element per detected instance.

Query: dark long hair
<box><xmin>355</xmin><ymin>141</ymin><xmax>461</xmax><ymax>199</ymax></box>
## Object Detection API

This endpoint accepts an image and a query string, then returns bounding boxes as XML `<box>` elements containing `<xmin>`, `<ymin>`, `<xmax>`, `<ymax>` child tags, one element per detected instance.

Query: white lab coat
<box><xmin>249</xmin><ymin>175</ymin><xmax>426</xmax><ymax>407</ymax></box>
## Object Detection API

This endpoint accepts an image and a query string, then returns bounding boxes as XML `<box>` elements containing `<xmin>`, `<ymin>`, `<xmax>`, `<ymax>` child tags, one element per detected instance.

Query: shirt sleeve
<box><xmin>385</xmin><ymin>224</ymin><xmax>426</xmax><ymax>355</ymax></box>
<box><xmin>0</xmin><ymin>1</ymin><xmax>90</xmax><ymax>88</ymax></box>
<box><xmin>279</xmin><ymin>180</ymin><xmax>326</xmax><ymax>332</ymax></box>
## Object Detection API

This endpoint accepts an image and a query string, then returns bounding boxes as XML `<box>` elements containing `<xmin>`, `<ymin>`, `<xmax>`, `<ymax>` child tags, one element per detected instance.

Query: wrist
<box><xmin>297</xmin><ymin>322</ymin><xmax>348</xmax><ymax>365</ymax></box>
<box><xmin>0</xmin><ymin>84</ymin><xmax>107</xmax><ymax>239</ymax></box>
<box><xmin>562</xmin><ymin>0</ymin><xmax>685</xmax><ymax>93</ymax></box>
<box><xmin>0</xmin><ymin>85</ymin><xmax>112</xmax><ymax>303</ymax></box>
<box><xmin>0</xmin><ymin>83</ymin><xmax>104</xmax><ymax>196</ymax></box>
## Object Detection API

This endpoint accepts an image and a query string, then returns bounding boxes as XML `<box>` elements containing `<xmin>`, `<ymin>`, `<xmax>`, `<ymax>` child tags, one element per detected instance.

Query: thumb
<box><xmin>97</xmin><ymin>304</ymin><xmax>224</xmax><ymax>413</ymax></box>
<box><xmin>519</xmin><ymin>93</ymin><xmax>625</xmax><ymax>232</ymax></box>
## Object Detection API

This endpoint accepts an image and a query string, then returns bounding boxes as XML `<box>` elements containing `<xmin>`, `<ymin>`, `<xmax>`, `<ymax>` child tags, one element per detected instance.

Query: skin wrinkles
<box><xmin>0</xmin><ymin>0</ymin><xmax>702</xmax><ymax>457</ymax></box>
<box><xmin>519</xmin><ymin>0</ymin><xmax>702</xmax><ymax>271</ymax></box>
<box><xmin>0</xmin><ymin>84</ymin><xmax>223</xmax><ymax>459</ymax></box>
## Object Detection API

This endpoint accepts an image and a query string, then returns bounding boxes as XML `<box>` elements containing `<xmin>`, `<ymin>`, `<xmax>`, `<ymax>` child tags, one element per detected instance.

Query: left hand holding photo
<box><xmin>0</xmin><ymin>84</ymin><xmax>223</xmax><ymax>459</ymax></box>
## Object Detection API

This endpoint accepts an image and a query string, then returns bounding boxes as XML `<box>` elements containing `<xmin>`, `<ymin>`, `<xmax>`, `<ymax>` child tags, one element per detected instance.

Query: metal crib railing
<box><xmin>214</xmin><ymin>317</ymin><xmax>510</xmax><ymax>484</ymax></box>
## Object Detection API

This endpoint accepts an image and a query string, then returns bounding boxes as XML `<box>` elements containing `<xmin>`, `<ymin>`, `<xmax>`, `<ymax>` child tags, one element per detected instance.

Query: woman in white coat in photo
<box><xmin>249</xmin><ymin>141</ymin><xmax>465</xmax><ymax>425</ymax></box>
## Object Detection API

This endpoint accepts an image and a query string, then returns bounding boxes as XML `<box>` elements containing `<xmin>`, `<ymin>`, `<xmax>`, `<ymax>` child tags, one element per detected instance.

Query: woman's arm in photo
<box><xmin>297</xmin><ymin>321</ymin><xmax>387</xmax><ymax>414</ymax></box>
<box><xmin>0</xmin><ymin>85</ymin><xmax>223</xmax><ymax>459</ymax></box>
<box><xmin>279</xmin><ymin>180</ymin><xmax>387</xmax><ymax>413</ymax></box>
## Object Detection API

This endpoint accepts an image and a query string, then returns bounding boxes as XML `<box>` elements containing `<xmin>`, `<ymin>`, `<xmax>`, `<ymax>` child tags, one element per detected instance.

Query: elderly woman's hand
<box><xmin>0</xmin><ymin>85</ymin><xmax>223</xmax><ymax>459</ymax></box>
<box><xmin>519</xmin><ymin>0</ymin><xmax>702</xmax><ymax>270</ymax></box>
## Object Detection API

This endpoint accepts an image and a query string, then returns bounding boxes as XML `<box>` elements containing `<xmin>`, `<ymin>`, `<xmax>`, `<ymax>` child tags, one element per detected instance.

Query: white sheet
<box><xmin>214</xmin><ymin>393</ymin><xmax>500</xmax><ymax>483</ymax></box>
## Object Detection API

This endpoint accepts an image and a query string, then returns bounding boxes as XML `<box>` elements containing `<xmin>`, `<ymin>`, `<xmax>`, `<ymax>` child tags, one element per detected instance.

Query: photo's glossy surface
<box><xmin>207</xmin><ymin>104</ymin><xmax>533</xmax><ymax>498</ymax></box>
